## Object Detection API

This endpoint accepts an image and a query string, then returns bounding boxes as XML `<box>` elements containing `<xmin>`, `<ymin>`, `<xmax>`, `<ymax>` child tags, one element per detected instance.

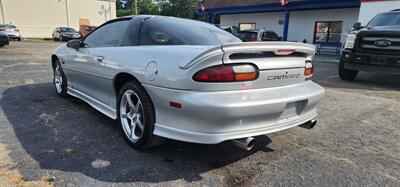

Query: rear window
<box><xmin>139</xmin><ymin>17</ymin><xmax>241</xmax><ymax>45</ymax></box>
<box><xmin>0</xmin><ymin>24</ymin><xmax>16</xmax><ymax>28</ymax></box>
<box><xmin>60</xmin><ymin>28</ymin><xmax>76</xmax><ymax>32</ymax></box>
<box><xmin>237</xmin><ymin>31</ymin><xmax>258</xmax><ymax>42</ymax></box>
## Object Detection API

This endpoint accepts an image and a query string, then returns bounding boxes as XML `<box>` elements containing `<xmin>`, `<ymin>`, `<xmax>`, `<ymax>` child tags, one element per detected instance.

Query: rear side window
<box><xmin>84</xmin><ymin>20</ymin><xmax>129</xmax><ymax>48</ymax></box>
<box><xmin>262</xmin><ymin>32</ymin><xmax>280</xmax><ymax>41</ymax></box>
<box><xmin>139</xmin><ymin>17</ymin><xmax>240</xmax><ymax>45</ymax></box>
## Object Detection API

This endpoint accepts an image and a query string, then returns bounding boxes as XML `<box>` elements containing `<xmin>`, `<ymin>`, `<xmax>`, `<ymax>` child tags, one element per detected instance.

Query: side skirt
<box><xmin>67</xmin><ymin>87</ymin><xmax>117</xmax><ymax>120</ymax></box>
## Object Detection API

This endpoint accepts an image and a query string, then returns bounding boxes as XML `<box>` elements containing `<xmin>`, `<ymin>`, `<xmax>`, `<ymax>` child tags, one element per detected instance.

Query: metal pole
<box><xmin>207</xmin><ymin>13</ymin><xmax>214</xmax><ymax>24</ymax></box>
<box><xmin>0</xmin><ymin>0</ymin><xmax>5</xmax><ymax>24</ymax></box>
<box><xmin>109</xmin><ymin>0</ymin><xmax>112</xmax><ymax>19</ymax></box>
<box><xmin>135</xmin><ymin>0</ymin><xmax>138</xmax><ymax>15</ymax></box>
<box><xmin>65</xmin><ymin>0</ymin><xmax>70</xmax><ymax>27</ymax></box>
<box><xmin>283</xmin><ymin>7</ymin><xmax>290</xmax><ymax>41</ymax></box>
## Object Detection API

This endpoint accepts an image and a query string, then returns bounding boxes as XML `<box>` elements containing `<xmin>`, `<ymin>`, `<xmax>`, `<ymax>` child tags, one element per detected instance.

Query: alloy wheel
<box><xmin>120</xmin><ymin>90</ymin><xmax>145</xmax><ymax>143</ymax></box>
<box><xmin>54</xmin><ymin>64</ymin><xmax>63</xmax><ymax>94</ymax></box>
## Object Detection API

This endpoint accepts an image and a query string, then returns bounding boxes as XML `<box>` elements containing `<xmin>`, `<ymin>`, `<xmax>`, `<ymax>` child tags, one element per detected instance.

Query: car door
<box><xmin>64</xmin><ymin>20</ymin><xmax>130</xmax><ymax>106</ymax></box>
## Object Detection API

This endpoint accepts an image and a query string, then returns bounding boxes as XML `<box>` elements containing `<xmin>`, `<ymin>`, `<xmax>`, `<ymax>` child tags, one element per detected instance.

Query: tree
<box><xmin>116</xmin><ymin>0</ymin><xmax>205</xmax><ymax>20</ymax></box>
<box><xmin>159</xmin><ymin>0</ymin><xmax>198</xmax><ymax>18</ymax></box>
<box><xmin>117</xmin><ymin>0</ymin><xmax>160</xmax><ymax>17</ymax></box>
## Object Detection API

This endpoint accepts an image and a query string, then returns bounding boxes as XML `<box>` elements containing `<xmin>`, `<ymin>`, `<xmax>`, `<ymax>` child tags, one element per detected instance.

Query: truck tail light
<box><xmin>193</xmin><ymin>64</ymin><xmax>258</xmax><ymax>82</ymax></box>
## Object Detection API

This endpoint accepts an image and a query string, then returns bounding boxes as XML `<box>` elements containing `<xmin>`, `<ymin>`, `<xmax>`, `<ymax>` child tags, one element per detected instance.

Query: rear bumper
<box><xmin>4</xmin><ymin>32</ymin><xmax>20</xmax><ymax>39</ymax></box>
<box><xmin>341</xmin><ymin>50</ymin><xmax>400</xmax><ymax>75</ymax></box>
<box><xmin>143</xmin><ymin>82</ymin><xmax>325</xmax><ymax>144</ymax></box>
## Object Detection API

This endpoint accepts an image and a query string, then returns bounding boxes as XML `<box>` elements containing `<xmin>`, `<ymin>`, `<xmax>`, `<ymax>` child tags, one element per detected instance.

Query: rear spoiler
<box><xmin>222</xmin><ymin>42</ymin><xmax>315</xmax><ymax>55</ymax></box>
<box><xmin>180</xmin><ymin>42</ymin><xmax>315</xmax><ymax>70</ymax></box>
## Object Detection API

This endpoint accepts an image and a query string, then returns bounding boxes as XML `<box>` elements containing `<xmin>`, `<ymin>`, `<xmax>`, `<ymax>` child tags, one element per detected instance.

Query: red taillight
<box><xmin>304</xmin><ymin>67</ymin><xmax>313</xmax><ymax>75</ymax></box>
<box><xmin>14</xmin><ymin>29</ymin><xmax>19</xmax><ymax>32</ymax></box>
<box><xmin>193</xmin><ymin>64</ymin><xmax>258</xmax><ymax>82</ymax></box>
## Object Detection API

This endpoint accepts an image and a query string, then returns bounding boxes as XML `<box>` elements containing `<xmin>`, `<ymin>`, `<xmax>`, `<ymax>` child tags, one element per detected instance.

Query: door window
<box><xmin>84</xmin><ymin>20</ymin><xmax>129</xmax><ymax>48</ymax></box>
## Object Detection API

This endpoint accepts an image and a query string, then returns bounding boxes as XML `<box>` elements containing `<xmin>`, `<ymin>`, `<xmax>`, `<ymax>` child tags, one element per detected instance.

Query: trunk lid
<box><xmin>221</xmin><ymin>42</ymin><xmax>315</xmax><ymax>89</ymax></box>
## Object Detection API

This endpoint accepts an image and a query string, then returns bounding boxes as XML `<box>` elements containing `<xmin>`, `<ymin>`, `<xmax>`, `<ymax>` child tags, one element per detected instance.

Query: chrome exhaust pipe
<box><xmin>299</xmin><ymin>120</ymin><xmax>317</xmax><ymax>129</ymax></box>
<box><xmin>232</xmin><ymin>137</ymin><xmax>255</xmax><ymax>151</ymax></box>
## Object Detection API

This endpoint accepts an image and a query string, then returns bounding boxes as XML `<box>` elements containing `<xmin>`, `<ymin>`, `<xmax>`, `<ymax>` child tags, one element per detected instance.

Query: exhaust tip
<box><xmin>232</xmin><ymin>137</ymin><xmax>255</xmax><ymax>151</ymax></box>
<box><xmin>299</xmin><ymin>120</ymin><xmax>317</xmax><ymax>129</ymax></box>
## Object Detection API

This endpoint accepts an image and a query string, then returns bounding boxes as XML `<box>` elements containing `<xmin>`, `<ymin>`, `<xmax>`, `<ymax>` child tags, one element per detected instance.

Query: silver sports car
<box><xmin>51</xmin><ymin>15</ymin><xmax>325</xmax><ymax>150</ymax></box>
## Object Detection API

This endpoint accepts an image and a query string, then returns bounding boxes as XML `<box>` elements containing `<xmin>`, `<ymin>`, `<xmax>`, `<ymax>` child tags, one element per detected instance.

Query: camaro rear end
<box><xmin>51</xmin><ymin>15</ymin><xmax>325</xmax><ymax>150</ymax></box>
<box><xmin>146</xmin><ymin>42</ymin><xmax>325</xmax><ymax>144</ymax></box>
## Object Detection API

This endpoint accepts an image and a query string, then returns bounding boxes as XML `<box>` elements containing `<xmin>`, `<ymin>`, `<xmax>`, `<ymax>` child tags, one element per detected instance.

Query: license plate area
<box><xmin>370</xmin><ymin>57</ymin><xmax>388</xmax><ymax>65</ymax></box>
<box><xmin>279</xmin><ymin>100</ymin><xmax>307</xmax><ymax>120</ymax></box>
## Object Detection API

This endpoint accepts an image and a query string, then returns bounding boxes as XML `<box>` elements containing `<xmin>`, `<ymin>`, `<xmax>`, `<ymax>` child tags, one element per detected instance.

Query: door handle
<box><xmin>96</xmin><ymin>56</ymin><xmax>105</xmax><ymax>63</ymax></box>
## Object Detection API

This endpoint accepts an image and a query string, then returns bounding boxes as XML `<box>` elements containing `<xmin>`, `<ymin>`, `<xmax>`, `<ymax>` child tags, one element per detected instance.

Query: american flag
<box><xmin>280</xmin><ymin>0</ymin><xmax>288</xmax><ymax>6</ymax></box>
<box><xmin>200</xmin><ymin>0</ymin><xmax>206</xmax><ymax>12</ymax></box>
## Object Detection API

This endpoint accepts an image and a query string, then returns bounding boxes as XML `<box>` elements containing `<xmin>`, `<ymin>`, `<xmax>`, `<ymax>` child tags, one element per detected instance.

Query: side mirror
<box><xmin>67</xmin><ymin>40</ymin><xmax>83</xmax><ymax>50</ymax></box>
<box><xmin>353</xmin><ymin>22</ymin><xmax>363</xmax><ymax>31</ymax></box>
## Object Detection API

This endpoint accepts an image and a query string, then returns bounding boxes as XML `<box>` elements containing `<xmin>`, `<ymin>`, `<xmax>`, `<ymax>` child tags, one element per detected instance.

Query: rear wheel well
<box><xmin>114</xmin><ymin>73</ymin><xmax>140</xmax><ymax>94</ymax></box>
<box><xmin>51</xmin><ymin>55</ymin><xmax>59</xmax><ymax>69</ymax></box>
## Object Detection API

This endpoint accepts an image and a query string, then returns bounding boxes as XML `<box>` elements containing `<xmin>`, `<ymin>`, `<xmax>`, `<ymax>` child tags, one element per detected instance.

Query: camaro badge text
<box><xmin>268</xmin><ymin>74</ymin><xmax>301</xmax><ymax>80</ymax></box>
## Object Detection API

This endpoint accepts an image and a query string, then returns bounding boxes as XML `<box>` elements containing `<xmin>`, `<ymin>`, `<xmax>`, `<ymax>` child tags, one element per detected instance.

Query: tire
<box><xmin>17</xmin><ymin>38</ymin><xmax>21</xmax><ymax>41</ymax></box>
<box><xmin>117</xmin><ymin>81</ymin><xmax>156</xmax><ymax>150</ymax></box>
<box><xmin>53</xmin><ymin>60</ymin><xmax>68</xmax><ymax>98</ymax></box>
<box><xmin>339</xmin><ymin>61</ymin><xmax>358</xmax><ymax>81</ymax></box>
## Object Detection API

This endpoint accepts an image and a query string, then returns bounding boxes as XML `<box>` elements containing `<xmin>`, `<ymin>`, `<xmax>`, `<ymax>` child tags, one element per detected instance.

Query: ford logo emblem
<box><xmin>374</xmin><ymin>39</ymin><xmax>392</xmax><ymax>47</ymax></box>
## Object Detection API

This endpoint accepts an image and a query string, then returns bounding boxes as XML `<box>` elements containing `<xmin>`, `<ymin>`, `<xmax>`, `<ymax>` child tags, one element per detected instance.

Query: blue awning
<box><xmin>202</xmin><ymin>0</ymin><xmax>360</xmax><ymax>15</ymax></box>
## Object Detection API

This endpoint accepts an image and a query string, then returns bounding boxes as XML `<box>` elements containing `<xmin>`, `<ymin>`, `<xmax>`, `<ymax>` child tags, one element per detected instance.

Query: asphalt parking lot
<box><xmin>0</xmin><ymin>41</ymin><xmax>399</xmax><ymax>186</ymax></box>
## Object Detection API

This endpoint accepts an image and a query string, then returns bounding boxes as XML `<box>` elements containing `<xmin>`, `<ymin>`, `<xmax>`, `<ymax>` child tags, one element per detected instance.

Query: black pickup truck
<box><xmin>339</xmin><ymin>10</ymin><xmax>400</xmax><ymax>80</ymax></box>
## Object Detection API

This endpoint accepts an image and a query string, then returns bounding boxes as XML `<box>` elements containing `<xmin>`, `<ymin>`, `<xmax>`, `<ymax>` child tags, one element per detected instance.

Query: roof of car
<box><xmin>239</xmin><ymin>29</ymin><xmax>276</xmax><ymax>33</ymax></box>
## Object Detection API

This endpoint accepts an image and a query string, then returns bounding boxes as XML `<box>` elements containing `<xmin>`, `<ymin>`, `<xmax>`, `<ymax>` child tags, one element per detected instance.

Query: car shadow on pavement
<box><xmin>0</xmin><ymin>83</ymin><xmax>274</xmax><ymax>183</ymax></box>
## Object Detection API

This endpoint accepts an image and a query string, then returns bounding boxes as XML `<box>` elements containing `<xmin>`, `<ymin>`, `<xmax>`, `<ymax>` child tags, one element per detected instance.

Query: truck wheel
<box><xmin>339</xmin><ymin>61</ymin><xmax>358</xmax><ymax>81</ymax></box>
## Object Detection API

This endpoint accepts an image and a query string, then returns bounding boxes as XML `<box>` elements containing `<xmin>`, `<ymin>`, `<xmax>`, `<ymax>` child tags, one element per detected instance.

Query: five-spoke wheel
<box><xmin>120</xmin><ymin>90</ymin><xmax>145</xmax><ymax>142</ymax></box>
<box><xmin>53</xmin><ymin>60</ymin><xmax>68</xmax><ymax>97</ymax></box>
<box><xmin>118</xmin><ymin>81</ymin><xmax>156</xmax><ymax>149</ymax></box>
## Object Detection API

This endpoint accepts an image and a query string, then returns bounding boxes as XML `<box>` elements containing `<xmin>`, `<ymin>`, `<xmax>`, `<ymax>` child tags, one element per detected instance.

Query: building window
<box><xmin>239</xmin><ymin>23</ymin><xmax>256</xmax><ymax>31</ymax></box>
<box><xmin>313</xmin><ymin>21</ymin><xmax>343</xmax><ymax>44</ymax></box>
